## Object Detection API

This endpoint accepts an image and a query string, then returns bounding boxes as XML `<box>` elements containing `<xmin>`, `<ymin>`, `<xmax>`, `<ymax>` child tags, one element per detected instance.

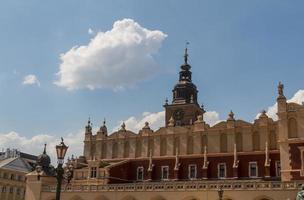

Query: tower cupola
<box><xmin>164</xmin><ymin>45</ymin><xmax>204</xmax><ymax>126</ymax></box>
<box><xmin>172</xmin><ymin>47</ymin><xmax>198</xmax><ymax>105</ymax></box>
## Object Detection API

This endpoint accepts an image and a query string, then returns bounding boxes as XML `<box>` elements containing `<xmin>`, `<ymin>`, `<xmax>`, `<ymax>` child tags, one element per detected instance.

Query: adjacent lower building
<box><xmin>0</xmin><ymin>149</ymin><xmax>37</xmax><ymax>200</ymax></box>
<box><xmin>25</xmin><ymin>49</ymin><xmax>304</xmax><ymax>200</ymax></box>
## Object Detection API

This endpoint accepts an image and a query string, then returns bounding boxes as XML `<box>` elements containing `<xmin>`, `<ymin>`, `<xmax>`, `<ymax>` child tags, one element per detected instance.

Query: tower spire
<box><xmin>43</xmin><ymin>143</ymin><xmax>47</xmax><ymax>154</ymax></box>
<box><xmin>184</xmin><ymin>42</ymin><xmax>189</xmax><ymax>64</ymax></box>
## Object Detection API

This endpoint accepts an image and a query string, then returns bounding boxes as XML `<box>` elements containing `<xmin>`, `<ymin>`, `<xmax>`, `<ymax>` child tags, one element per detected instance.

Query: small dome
<box><xmin>37</xmin><ymin>144</ymin><xmax>51</xmax><ymax>167</ymax></box>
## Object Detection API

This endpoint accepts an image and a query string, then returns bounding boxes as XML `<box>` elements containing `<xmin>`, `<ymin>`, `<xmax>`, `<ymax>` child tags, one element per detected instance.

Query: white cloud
<box><xmin>0</xmin><ymin>131</ymin><xmax>83</xmax><ymax>166</ymax></box>
<box><xmin>112</xmin><ymin>111</ymin><xmax>165</xmax><ymax>133</ymax></box>
<box><xmin>112</xmin><ymin>110</ymin><xmax>221</xmax><ymax>133</ymax></box>
<box><xmin>22</xmin><ymin>74</ymin><xmax>40</xmax><ymax>87</ymax></box>
<box><xmin>204</xmin><ymin>111</ymin><xmax>221</xmax><ymax>126</ymax></box>
<box><xmin>257</xmin><ymin>89</ymin><xmax>304</xmax><ymax>120</ymax></box>
<box><xmin>55</xmin><ymin>18</ymin><xmax>167</xmax><ymax>90</ymax></box>
<box><xmin>88</xmin><ymin>28</ymin><xmax>94</xmax><ymax>35</ymax></box>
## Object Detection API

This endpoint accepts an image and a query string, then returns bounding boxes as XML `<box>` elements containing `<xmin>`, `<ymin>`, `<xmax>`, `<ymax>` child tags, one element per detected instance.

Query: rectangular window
<box><xmin>9</xmin><ymin>187</ymin><xmax>13</xmax><ymax>193</ymax></box>
<box><xmin>275</xmin><ymin>161</ymin><xmax>281</xmax><ymax>177</ymax></box>
<box><xmin>90</xmin><ymin>167</ymin><xmax>97</xmax><ymax>178</ymax></box>
<box><xmin>188</xmin><ymin>164</ymin><xmax>197</xmax><ymax>179</ymax></box>
<box><xmin>218</xmin><ymin>163</ymin><xmax>226</xmax><ymax>178</ymax></box>
<box><xmin>249</xmin><ymin>162</ymin><xmax>258</xmax><ymax>178</ymax></box>
<box><xmin>137</xmin><ymin>167</ymin><xmax>144</xmax><ymax>181</ymax></box>
<box><xmin>161</xmin><ymin>166</ymin><xmax>169</xmax><ymax>180</ymax></box>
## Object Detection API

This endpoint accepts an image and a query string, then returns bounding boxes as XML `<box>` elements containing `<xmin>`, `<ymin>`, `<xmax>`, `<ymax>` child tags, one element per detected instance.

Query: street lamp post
<box><xmin>55</xmin><ymin>138</ymin><xmax>68</xmax><ymax>200</ymax></box>
<box><xmin>218</xmin><ymin>185</ymin><xmax>224</xmax><ymax>200</ymax></box>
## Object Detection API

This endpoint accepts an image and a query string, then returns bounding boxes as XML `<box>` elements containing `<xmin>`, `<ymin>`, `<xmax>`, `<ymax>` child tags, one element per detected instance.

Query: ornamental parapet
<box><xmin>42</xmin><ymin>180</ymin><xmax>301</xmax><ymax>193</ymax></box>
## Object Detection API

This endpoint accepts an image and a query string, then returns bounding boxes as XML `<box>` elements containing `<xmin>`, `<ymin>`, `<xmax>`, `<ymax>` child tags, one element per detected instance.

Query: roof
<box><xmin>20</xmin><ymin>152</ymin><xmax>37</xmax><ymax>161</ymax></box>
<box><xmin>0</xmin><ymin>157</ymin><xmax>33</xmax><ymax>173</ymax></box>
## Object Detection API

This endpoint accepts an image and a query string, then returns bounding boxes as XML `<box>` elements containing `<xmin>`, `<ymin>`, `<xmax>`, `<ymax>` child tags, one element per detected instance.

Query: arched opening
<box><xmin>288</xmin><ymin>118</ymin><xmax>298</xmax><ymax>138</ymax></box>
<box><xmin>69</xmin><ymin>195</ymin><xmax>84</xmax><ymax>200</ymax></box>
<box><xmin>202</xmin><ymin>134</ymin><xmax>207</xmax><ymax>149</ymax></box>
<box><xmin>124</xmin><ymin>140</ymin><xmax>130</xmax><ymax>158</ymax></box>
<box><xmin>150</xmin><ymin>195</ymin><xmax>166</xmax><ymax>200</ymax></box>
<box><xmin>235</xmin><ymin>132</ymin><xmax>243</xmax><ymax>151</ymax></box>
<box><xmin>94</xmin><ymin>195</ymin><xmax>110</xmax><ymax>200</ymax></box>
<box><xmin>112</xmin><ymin>141</ymin><xmax>118</xmax><ymax>158</ymax></box>
<box><xmin>181</xmin><ymin>196</ymin><xmax>199</xmax><ymax>200</ymax></box>
<box><xmin>148</xmin><ymin>138</ymin><xmax>154</xmax><ymax>157</ymax></box>
<box><xmin>253</xmin><ymin>196</ymin><xmax>273</xmax><ymax>200</ymax></box>
<box><xmin>160</xmin><ymin>137</ymin><xmax>167</xmax><ymax>156</ymax></box>
<box><xmin>269</xmin><ymin>131</ymin><xmax>277</xmax><ymax>150</ymax></box>
<box><xmin>135</xmin><ymin>139</ymin><xmax>142</xmax><ymax>157</ymax></box>
<box><xmin>174</xmin><ymin>137</ymin><xmax>180</xmax><ymax>155</ymax></box>
<box><xmin>252</xmin><ymin>131</ymin><xmax>260</xmax><ymax>151</ymax></box>
<box><xmin>121</xmin><ymin>195</ymin><xmax>137</xmax><ymax>200</ymax></box>
<box><xmin>187</xmin><ymin>136</ymin><xmax>194</xmax><ymax>154</ymax></box>
<box><xmin>220</xmin><ymin>133</ymin><xmax>227</xmax><ymax>153</ymax></box>
<box><xmin>101</xmin><ymin>142</ymin><xmax>107</xmax><ymax>159</ymax></box>
<box><xmin>44</xmin><ymin>197</ymin><xmax>56</xmax><ymax>200</ymax></box>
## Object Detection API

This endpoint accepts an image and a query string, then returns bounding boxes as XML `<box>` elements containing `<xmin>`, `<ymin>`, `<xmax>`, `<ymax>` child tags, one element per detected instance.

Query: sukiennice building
<box><xmin>25</xmin><ymin>48</ymin><xmax>304</xmax><ymax>200</ymax></box>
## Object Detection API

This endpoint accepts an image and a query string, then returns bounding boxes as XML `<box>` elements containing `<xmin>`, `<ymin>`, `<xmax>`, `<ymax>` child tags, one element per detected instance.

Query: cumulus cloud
<box><xmin>22</xmin><ymin>74</ymin><xmax>40</xmax><ymax>86</ymax></box>
<box><xmin>204</xmin><ymin>111</ymin><xmax>221</xmax><ymax>126</ymax></box>
<box><xmin>55</xmin><ymin>18</ymin><xmax>167</xmax><ymax>90</ymax></box>
<box><xmin>112</xmin><ymin>111</ymin><xmax>165</xmax><ymax>133</ymax></box>
<box><xmin>112</xmin><ymin>110</ymin><xmax>221</xmax><ymax>133</ymax></box>
<box><xmin>0</xmin><ymin>131</ymin><xmax>83</xmax><ymax>166</ymax></box>
<box><xmin>257</xmin><ymin>89</ymin><xmax>304</xmax><ymax>120</ymax></box>
<box><xmin>88</xmin><ymin>28</ymin><xmax>94</xmax><ymax>35</ymax></box>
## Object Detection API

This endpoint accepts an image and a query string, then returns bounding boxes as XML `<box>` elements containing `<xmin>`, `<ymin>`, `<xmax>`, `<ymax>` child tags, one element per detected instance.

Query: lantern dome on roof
<box><xmin>37</xmin><ymin>144</ymin><xmax>51</xmax><ymax>168</ymax></box>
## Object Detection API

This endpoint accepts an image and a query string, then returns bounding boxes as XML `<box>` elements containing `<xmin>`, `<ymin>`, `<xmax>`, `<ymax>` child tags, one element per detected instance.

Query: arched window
<box><xmin>187</xmin><ymin>136</ymin><xmax>194</xmax><ymax>154</ymax></box>
<box><xmin>160</xmin><ymin>137</ymin><xmax>167</xmax><ymax>156</ymax></box>
<box><xmin>220</xmin><ymin>133</ymin><xmax>227</xmax><ymax>153</ymax></box>
<box><xmin>253</xmin><ymin>131</ymin><xmax>260</xmax><ymax>151</ymax></box>
<box><xmin>112</xmin><ymin>141</ymin><xmax>118</xmax><ymax>158</ymax></box>
<box><xmin>288</xmin><ymin>118</ymin><xmax>298</xmax><ymax>138</ymax></box>
<box><xmin>269</xmin><ymin>131</ymin><xmax>277</xmax><ymax>150</ymax></box>
<box><xmin>135</xmin><ymin>140</ymin><xmax>142</xmax><ymax>157</ymax></box>
<box><xmin>235</xmin><ymin>132</ymin><xmax>243</xmax><ymax>151</ymax></box>
<box><xmin>124</xmin><ymin>141</ymin><xmax>130</xmax><ymax>158</ymax></box>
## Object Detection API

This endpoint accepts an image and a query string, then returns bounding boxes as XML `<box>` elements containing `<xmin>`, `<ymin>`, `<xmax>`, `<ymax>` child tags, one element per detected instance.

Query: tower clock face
<box><xmin>174</xmin><ymin>109</ymin><xmax>185</xmax><ymax>120</ymax></box>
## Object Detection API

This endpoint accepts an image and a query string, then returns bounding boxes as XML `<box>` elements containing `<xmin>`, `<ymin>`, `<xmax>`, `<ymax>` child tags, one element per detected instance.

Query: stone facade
<box><xmin>0</xmin><ymin>149</ymin><xmax>37</xmax><ymax>200</ymax></box>
<box><xmin>25</xmin><ymin>49</ymin><xmax>304</xmax><ymax>200</ymax></box>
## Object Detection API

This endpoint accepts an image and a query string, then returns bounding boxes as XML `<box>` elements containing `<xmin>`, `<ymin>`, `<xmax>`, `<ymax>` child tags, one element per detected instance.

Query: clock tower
<box><xmin>164</xmin><ymin>47</ymin><xmax>205</xmax><ymax>126</ymax></box>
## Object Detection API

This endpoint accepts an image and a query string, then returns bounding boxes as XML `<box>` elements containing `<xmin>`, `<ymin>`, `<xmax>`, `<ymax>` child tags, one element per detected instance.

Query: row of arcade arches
<box><xmin>46</xmin><ymin>195</ymin><xmax>273</xmax><ymax>200</ymax></box>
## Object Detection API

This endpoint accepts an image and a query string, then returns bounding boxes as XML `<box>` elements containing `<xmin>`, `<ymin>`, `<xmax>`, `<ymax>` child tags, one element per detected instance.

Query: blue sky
<box><xmin>0</xmin><ymin>0</ymin><xmax>304</xmax><ymax>156</ymax></box>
